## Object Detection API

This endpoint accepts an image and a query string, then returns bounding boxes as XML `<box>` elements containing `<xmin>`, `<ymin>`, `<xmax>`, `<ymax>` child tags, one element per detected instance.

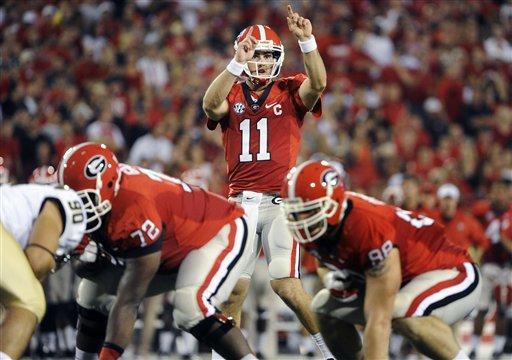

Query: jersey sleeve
<box><xmin>109</xmin><ymin>197</ymin><xmax>163</xmax><ymax>258</ymax></box>
<box><xmin>46</xmin><ymin>188</ymin><xmax>87</xmax><ymax>252</ymax></box>
<box><xmin>287</xmin><ymin>74</ymin><xmax>322</xmax><ymax>120</ymax></box>
<box><xmin>351</xmin><ymin>212</ymin><xmax>397</xmax><ymax>272</ymax></box>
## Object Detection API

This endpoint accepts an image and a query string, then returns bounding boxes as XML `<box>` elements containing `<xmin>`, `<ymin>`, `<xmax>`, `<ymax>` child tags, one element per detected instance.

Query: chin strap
<box><xmin>249</xmin><ymin>77</ymin><xmax>270</xmax><ymax>89</ymax></box>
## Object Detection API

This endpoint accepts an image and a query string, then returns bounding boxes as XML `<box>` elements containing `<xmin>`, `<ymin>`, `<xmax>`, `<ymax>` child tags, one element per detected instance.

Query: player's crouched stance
<box><xmin>281</xmin><ymin>160</ymin><xmax>481</xmax><ymax>360</ymax></box>
<box><xmin>0</xmin><ymin>183</ymin><xmax>87</xmax><ymax>359</ymax></box>
<box><xmin>58</xmin><ymin>142</ymin><xmax>256</xmax><ymax>360</ymax></box>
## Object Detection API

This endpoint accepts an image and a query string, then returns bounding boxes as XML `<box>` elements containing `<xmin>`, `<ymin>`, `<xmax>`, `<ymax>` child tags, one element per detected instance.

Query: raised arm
<box><xmin>99</xmin><ymin>250</ymin><xmax>161</xmax><ymax>359</ymax></box>
<box><xmin>363</xmin><ymin>248</ymin><xmax>401</xmax><ymax>359</ymax></box>
<box><xmin>202</xmin><ymin>29</ymin><xmax>257</xmax><ymax>121</ymax></box>
<box><xmin>286</xmin><ymin>4</ymin><xmax>327</xmax><ymax>110</ymax></box>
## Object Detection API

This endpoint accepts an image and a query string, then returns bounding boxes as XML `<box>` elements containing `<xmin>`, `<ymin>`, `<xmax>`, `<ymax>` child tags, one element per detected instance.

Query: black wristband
<box><xmin>103</xmin><ymin>342</ymin><xmax>124</xmax><ymax>355</ymax></box>
<box><xmin>25</xmin><ymin>243</ymin><xmax>55</xmax><ymax>257</ymax></box>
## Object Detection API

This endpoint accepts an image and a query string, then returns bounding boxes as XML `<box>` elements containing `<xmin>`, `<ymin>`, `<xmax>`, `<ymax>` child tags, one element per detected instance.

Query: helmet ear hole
<box><xmin>107</xmin><ymin>181</ymin><xmax>113</xmax><ymax>188</ymax></box>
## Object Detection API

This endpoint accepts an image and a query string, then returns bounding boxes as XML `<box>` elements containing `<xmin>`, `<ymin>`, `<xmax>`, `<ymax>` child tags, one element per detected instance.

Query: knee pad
<box><xmin>173</xmin><ymin>286</ymin><xmax>207</xmax><ymax>330</ymax></box>
<box><xmin>188</xmin><ymin>313</ymin><xmax>235</xmax><ymax>344</ymax></box>
<box><xmin>76</xmin><ymin>279</ymin><xmax>115</xmax><ymax>315</ymax></box>
<box><xmin>268</xmin><ymin>258</ymin><xmax>296</xmax><ymax>280</ymax></box>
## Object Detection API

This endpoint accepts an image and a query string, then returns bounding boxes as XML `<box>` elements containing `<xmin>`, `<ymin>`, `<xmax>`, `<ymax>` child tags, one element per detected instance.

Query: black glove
<box><xmin>73</xmin><ymin>240</ymin><xmax>124</xmax><ymax>278</ymax></box>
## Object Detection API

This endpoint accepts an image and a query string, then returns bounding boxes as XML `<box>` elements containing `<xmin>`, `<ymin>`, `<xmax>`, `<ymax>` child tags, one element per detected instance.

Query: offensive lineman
<box><xmin>59</xmin><ymin>142</ymin><xmax>257</xmax><ymax>360</ymax></box>
<box><xmin>281</xmin><ymin>160</ymin><xmax>481</xmax><ymax>359</ymax></box>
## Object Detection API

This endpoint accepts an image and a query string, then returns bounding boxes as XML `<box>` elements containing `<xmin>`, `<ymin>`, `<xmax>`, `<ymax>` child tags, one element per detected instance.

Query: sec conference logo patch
<box><xmin>233</xmin><ymin>102</ymin><xmax>245</xmax><ymax>114</ymax></box>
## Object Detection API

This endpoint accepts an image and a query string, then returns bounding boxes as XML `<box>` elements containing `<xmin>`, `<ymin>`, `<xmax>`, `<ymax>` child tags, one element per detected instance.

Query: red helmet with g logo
<box><xmin>58</xmin><ymin>142</ymin><xmax>121</xmax><ymax>232</ymax></box>
<box><xmin>234</xmin><ymin>25</ymin><xmax>284</xmax><ymax>81</ymax></box>
<box><xmin>281</xmin><ymin>160</ymin><xmax>346</xmax><ymax>243</ymax></box>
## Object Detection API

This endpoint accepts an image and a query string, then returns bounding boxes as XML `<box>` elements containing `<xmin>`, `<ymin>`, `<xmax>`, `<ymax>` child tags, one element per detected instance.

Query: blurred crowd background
<box><xmin>1</xmin><ymin>0</ymin><xmax>511</xmax><ymax>358</ymax></box>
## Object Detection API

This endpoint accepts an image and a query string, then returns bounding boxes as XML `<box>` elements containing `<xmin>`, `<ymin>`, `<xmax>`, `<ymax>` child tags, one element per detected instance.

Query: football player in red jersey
<box><xmin>58</xmin><ymin>142</ymin><xmax>257</xmax><ymax>360</ymax></box>
<box><xmin>281</xmin><ymin>160</ymin><xmax>481</xmax><ymax>360</ymax></box>
<box><xmin>203</xmin><ymin>5</ymin><xmax>332</xmax><ymax>358</ymax></box>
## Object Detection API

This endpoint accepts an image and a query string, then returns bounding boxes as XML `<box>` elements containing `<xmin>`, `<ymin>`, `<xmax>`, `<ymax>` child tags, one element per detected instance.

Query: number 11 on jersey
<box><xmin>239</xmin><ymin>117</ymin><xmax>270</xmax><ymax>162</ymax></box>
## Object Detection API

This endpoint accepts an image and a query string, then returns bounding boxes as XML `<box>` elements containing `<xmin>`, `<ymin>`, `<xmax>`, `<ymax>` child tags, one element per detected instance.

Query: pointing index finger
<box><xmin>287</xmin><ymin>4</ymin><xmax>293</xmax><ymax>16</ymax></box>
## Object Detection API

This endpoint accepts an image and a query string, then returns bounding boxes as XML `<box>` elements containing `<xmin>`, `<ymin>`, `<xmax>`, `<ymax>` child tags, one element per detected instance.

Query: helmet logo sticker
<box><xmin>271</xmin><ymin>196</ymin><xmax>282</xmax><ymax>205</ymax></box>
<box><xmin>233</xmin><ymin>102</ymin><xmax>245</xmax><ymax>114</ymax></box>
<box><xmin>85</xmin><ymin>155</ymin><xmax>107</xmax><ymax>179</ymax></box>
<box><xmin>321</xmin><ymin>170</ymin><xmax>339</xmax><ymax>188</ymax></box>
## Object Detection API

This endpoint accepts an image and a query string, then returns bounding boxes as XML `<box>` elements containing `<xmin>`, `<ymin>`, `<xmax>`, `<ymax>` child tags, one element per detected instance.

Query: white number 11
<box><xmin>239</xmin><ymin>117</ymin><xmax>271</xmax><ymax>162</ymax></box>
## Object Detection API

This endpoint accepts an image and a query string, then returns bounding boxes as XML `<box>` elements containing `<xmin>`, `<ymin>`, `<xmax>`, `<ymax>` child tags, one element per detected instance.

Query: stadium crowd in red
<box><xmin>1</xmin><ymin>0</ymin><xmax>510</xmax><ymax>204</ymax></box>
<box><xmin>1</xmin><ymin>0</ymin><xmax>511</xmax><ymax>357</ymax></box>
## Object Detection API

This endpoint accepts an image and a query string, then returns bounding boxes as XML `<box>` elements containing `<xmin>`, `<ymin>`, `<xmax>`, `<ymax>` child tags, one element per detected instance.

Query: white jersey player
<box><xmin>0</xmin><ymin>184</ymin><xmax>87</xmax><ymax>360</ymax></box>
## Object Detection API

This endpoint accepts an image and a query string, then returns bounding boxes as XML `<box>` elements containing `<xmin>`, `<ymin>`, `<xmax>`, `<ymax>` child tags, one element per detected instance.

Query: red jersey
<box><xmin>303</xmin><ymin>192</ymin><xmax>470</xmax><ymax>283</ymax></box>
<box><xmin>207</xmin><ymin>74</ymin><xmax>321</xmax><ymax>196</ymax></box>
<box><xmin>93</xmin><ymin>164</ymin><xmax>244</xmax><ymax>271</ymax></box>
<box><xmin>433</xmin><ymin>210</ymin><xmax>489</xmax><ymax>252</ymax></box>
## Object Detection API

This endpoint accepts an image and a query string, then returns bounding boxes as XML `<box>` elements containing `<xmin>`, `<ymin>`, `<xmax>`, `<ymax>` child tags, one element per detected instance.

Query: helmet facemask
<box><xmin>241</xmin><ymin>41</ymin><xmax>284</xmax><ymax>81</ymax></box>
<box><xmin>78</xmin><ymin>174</ymin><xmax>114</xmax><ymax>233</ymax></box>
<box><xmin>281</xmin><ymin>196</ymin><xmax>339</xmax><ymax>243</ymax></box>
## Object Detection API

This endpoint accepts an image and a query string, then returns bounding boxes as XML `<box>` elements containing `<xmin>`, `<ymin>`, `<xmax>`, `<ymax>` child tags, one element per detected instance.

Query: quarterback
<box><xmin>281</xmin><ymin>160</ymin><xmax>481</xmax><ymax>360</ymax></box>
<box><xmin>58</xmin><ymin>142</ymin><xmax>257</xmax><ymax>360</ymax></box>
<box><xmin>203</xmin><ymin>5</ymin><xmax>332</xmax><ymax>358</ymax></box>
<box><xmin>0</xmin><ymin>183</ymin><xmax>87</xmax><ymax>359</ymax></box>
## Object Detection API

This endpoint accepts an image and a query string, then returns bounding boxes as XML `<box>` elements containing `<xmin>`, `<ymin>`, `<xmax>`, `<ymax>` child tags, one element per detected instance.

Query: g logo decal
<box><xmin>271</xmin><ymin>196</ymin><xmax>282</xmax><ymax>205</ymax></box>
<box><xmin>85</xmin><ymin>155</ymin><xmax>107</xmax><ymax>179</ymax></box>
<box><xmin>321</xmin><ymin>170</ymin><xmax>340</xmax><ymax>188</ymax></box>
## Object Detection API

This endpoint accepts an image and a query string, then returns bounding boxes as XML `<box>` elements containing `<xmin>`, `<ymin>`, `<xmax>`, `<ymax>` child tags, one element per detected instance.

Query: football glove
<box><xmin>323</xmin><ymin>269</ymin><xmax>359</xmax><ymax>302</ymax></box>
